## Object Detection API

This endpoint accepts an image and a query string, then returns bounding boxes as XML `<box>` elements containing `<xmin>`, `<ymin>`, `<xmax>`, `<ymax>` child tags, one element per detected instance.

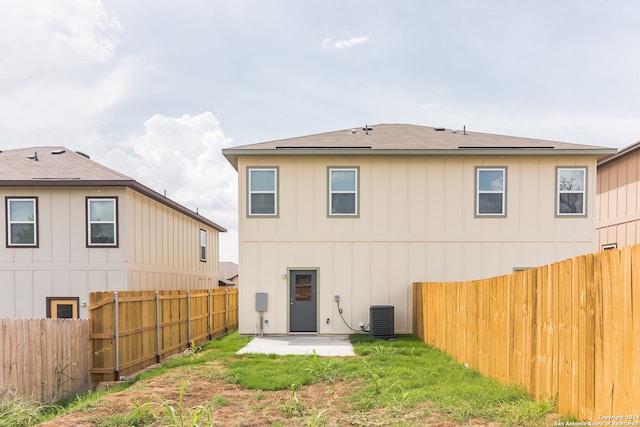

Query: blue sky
<box><xmin>2</xmin><ymin>1</ymin><xmax>640</xmax><ymax>262</ymax></box>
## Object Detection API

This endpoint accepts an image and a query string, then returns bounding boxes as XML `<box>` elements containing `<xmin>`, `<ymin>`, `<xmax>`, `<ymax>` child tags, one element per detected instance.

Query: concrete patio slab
<box><xmin>236</xmin><ymin>335</ymin><xmax>355</xmax><ymax>357</ymax></box>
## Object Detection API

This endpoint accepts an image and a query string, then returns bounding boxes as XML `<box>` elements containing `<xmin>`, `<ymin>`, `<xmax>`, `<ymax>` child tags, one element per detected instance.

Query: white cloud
<box><xmin>103</xmin><ymin>112</ymin><xmax>238</xmax><ymax>237</ymax></box>
<box><xmin>321</xmin><ymin>36</ymin><xmax>369</xmax><ymax>50</ymax></box>
<box><xmin>0</xmin><ymin>1</ymin><xmax>141</xmax><ymax>133</ymax></box>
<box><xmin>0</xmin><ymin>58</ymin><xmax>138</xmax><ymax>130</ymax></box>
<box><xmin>0</xmin><ymin>0</ymin><xmax>122</xmax><ymax>80</ymax></box>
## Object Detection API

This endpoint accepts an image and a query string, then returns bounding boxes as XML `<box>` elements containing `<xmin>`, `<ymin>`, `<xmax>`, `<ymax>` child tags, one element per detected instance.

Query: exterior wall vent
<box><xmin>369</xmin><ymin>305</ymin><xmax>394</xmax><ymax>339</ymax></box>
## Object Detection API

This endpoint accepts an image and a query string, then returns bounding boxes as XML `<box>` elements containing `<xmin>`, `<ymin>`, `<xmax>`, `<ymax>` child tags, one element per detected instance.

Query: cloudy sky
<box><xmin>3</xmin><ymin>1</ymin><xmax>640</xmax><ymax>262</ymax></box>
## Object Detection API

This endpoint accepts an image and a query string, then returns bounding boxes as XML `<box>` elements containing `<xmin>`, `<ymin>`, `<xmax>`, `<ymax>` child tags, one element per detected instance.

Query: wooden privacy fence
<box><xmin>0</xmin><ymin>318</ymin><xmax>91</xmax><ymax>402</ymax></box>
<box><xmin>413</xmin><ymin>244</ymin><xmax>640</xmax><ymax>421</ymax></box>
<box><xmin>89</xmin><ymin>288</ymin><xmax>238</xmax><ymax>385</ymax></box>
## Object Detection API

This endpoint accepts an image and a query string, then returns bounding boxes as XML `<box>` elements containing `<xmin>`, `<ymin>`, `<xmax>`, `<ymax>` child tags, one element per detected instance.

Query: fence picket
<box><xmin>89</xmin><ymin>288</ymin><xmax>238</xmax><ymax>385</ymax></box>
<box><xmin>413</xmin><ymin>243</ymin><xmax>640</xmax><ymax>420</ymax></box>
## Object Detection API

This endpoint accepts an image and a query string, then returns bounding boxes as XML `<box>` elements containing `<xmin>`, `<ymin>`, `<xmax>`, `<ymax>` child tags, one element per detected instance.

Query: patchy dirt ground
<box><xmin>37</xmin><ymin>360</ymin><xmax>501</xmax><ymax>426</ymax></box>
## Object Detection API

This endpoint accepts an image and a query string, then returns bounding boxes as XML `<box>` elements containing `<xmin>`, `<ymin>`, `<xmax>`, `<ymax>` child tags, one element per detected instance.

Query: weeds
<box><xmin>0</xmin><ymin>392</ymin><xmax>60</xmax><ymax>427</ymax></box>
<box><xmin>33</xmin><ymin>332</ymin><xmax>556</xmax><ymax>427</ymax></box>
<box><xmin>360</xmin><ymin>359</ymin><xmax>383</xmax><ymax>394</ymax></box>
<box><xmin>305</xmin><ymin>407</ymin><xmax>327</xmax><ymax>426</ymax></box>
<box><xmin>281</xmin><ymin>383</ymin><xmax>304</xmax><ymax>417</ymax></box>
<box><xmin>54</xmin><ymin>361</ymin><xmax>83</xmax><ymax>400</ymax></box>
<box><xmin>304</xmin><ymin>350</ymin><xmax>337</xmax><ymax>383</ymax></box>
<box><xmin>96</xmin><ymin>399</ymin><xmax>157</xmax><ymax>426</ymax></box>
<box><xmin>160</xmin><ymin>380</ymin><xmax>213</xmax><ymax>427</ymax></box>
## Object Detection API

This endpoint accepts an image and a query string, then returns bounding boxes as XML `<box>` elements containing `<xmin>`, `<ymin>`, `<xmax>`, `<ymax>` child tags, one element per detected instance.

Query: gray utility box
<box><xmin>256</xmin><ymin>293</ymin><xmax>268</xmax><ymax>312</ymax></box>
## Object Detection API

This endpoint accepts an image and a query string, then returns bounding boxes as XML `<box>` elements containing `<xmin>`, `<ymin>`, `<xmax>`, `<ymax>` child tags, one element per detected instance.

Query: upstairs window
<box><xmin>248</xmin><ymin>168</ymin><xmax>278</xmax><ymax>216</ymax></box>
<box><xmin>6</xmin><ymin>197</ymin><xmax>38</xmax><ymax>247</ymax></box>
<box><xmin>200</xmin><ymin>229</ymin><xmax>207</xmax><ymax>261</ymax></box>
<box><xmin>87</xmin><ymin>197</ymin><xmax>118</xmax><ymax>246</ymax></box>
<box><xmin>329</xmin><ymin>167</ymin><xmax>359</xmax><ymax>216</ymax></box>
<box><xmin>557</xmin><ymin>167</ymin><xmax>586</xmax><ymax>216</ymax></box>
<box><xmin>476</xmin><ymin>167</ymin><xmax>506</xmax><ymax>217</ymax></box>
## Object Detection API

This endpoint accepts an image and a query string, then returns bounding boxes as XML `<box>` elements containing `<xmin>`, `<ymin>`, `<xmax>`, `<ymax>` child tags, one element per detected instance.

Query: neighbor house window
<box><xmin>46</xmin><ymin>297</ymin><xmax>79</xmax><ymax>319</ymax></box>
<box><xmin>6</xmin><ymin>197</ymin><xmax>38</xmax><ymax>247</ymax></box>
<box><xmin>200</xmin><ymin>229</ymin><xmax>207</xmax><ymax>261</ymax></box>
<box><xmin>557</xmin><ymin>167</ymin><xmax>586</xmax><ymax>216</ymax></box>
<box><xmin>602</xmin><ymin>243</ymin><xmax>617</xmax><ymax>251</ymax></box>
<box><xmin>248</xmin><ymin>167</ymin><xmax>278</xmax><ymax>216</ymax></box>
<box><xmin>328</xmin><ymin>167</ymin><xmax>359</xmax><ymax>216</ymax></box>
<box><xmin>475</xmin><ymin>167</ymin><xmax>506</xmax><ymax>217</ymax></box>
<box><xmin>87</xmin><ymin>197</ymin><xmax>118</xmax><ymax>246</ymax></box>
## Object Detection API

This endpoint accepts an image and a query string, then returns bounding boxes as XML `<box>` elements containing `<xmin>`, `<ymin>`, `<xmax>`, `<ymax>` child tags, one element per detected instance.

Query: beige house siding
<box><xmin>0</xmin><ymin>186</ymin><xmax>220</xmax><ymax>318</ymax></box>
<box><xmin>597</xmin><ymin>147</ymin><xmax>640</xmax><ymax>249</ymax></box>
<box><xmin>238</xmin><ymin>154</ymin><xmax>599</xmax><ymax>335</ymax></box>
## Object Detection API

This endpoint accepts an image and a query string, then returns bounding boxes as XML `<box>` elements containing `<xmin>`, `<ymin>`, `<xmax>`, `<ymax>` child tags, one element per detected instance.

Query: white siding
<box><xmin>0</xmin><ymin>186</ymin><xmax>221</xmax><ymax>318</ymax></box>
<box><xmin>238</xmin><ymin>154</ymin><xmax>599</xmax><ymax>335</ymax></box>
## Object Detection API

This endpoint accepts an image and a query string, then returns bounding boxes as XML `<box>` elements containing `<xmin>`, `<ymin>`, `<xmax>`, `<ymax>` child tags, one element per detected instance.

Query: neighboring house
<box><xmin>596</xmin><ymin>140</ymin><xmax>640</xmax><ymax>250</ymax></box>
<box><xmin>0</xmin><ymin>147</ymin><xmax>226</xmax><ymax>319</ymax></box>
<box><xmin>219</xmin><ymin>261</ymin><xmax>239</xmax><ymax>287</ymax></box>
<box><xmin>223</xmin><ymin>124</ymin><xmax>616</xmax><ymax>336</ymax></box>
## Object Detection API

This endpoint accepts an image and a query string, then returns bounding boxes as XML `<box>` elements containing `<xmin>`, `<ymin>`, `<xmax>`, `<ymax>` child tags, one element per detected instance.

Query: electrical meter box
<box><xmin>255</xmin><ymin>293</ymin><xmax>268</xmax><ymax>312</ymax></box>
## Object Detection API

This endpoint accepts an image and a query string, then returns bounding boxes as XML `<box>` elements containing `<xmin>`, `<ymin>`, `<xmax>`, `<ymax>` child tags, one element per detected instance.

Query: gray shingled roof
<box><xmin>223</xmin><ymin>123</ymin><xmax>617</xmax><ymax>169</ymax></box>
<box><xmin>219</xmin><ymin>261</ymin><xmax>238</xmax><ymax>280</ymax></box>
<box><xmin>598</xmin><ymin>139</ymin><xmax>640</xmax><ymax>167</ymax></box>
<box><xmin>0</xmin><ymin>146</ymin><xmax>226</xmax><ymax>232</ymax></box>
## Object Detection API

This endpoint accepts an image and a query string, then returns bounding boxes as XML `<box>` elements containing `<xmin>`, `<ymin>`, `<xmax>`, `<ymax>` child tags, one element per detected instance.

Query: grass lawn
<box><xmin>3</xmin><ymin>332</ymin><xmax>559</xmax><ymax>426</ymax></box>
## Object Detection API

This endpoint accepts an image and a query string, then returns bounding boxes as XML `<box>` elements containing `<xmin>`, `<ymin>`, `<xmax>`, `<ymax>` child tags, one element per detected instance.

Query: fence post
<box><xmin>225</xmin><ymin>288</ymin><xmax>229</xmax><ymax>332</ymax></box>
<box><xmin>208</xmin><ymin>289</ymin><xmax>212</xmax><ymax>340</ymax></box>
<box><xmin>155</xmin><ymin>291</ymin><xmax>160</xmax><ymax>363</ymax></box>
<box><xmin>114</xmin><ymin>291</ymin><xmax>119</xmax><ymax>381</ymax></box>
<box><xmin>187</xmin><ymin>290</ymin><xmax>191</xmax><ymax>347</ymax></box>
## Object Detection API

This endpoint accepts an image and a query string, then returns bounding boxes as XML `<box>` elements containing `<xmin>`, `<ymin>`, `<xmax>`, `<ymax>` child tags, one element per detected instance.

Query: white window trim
<box><xmin>6</xmin><ymin>197</ymin><xmax>38</xmax><ymax>247</ymax></box>
<box><xmin>556</xmin><ymin>167</ymin><xmax>587</xmax><ymax>217</ymax></box>
<box><xmin>248</xmin><ymin>167</ymin><xmax>278</xmax><ymax>217</ymax></box>
<box><xmin>475</xmin><ymin>167</ymin><xmax>506</xmax><ymax>217</ymax></box>
<box><xmin>328</xmin><ymin>167</ymin><xmax>359</xmax><ymax>217</ymax></box>
<box><xmin>200</xmin><ymin>229</ymin><xmax>207</xmax><ymax>262</ymax></box>
<box><xmin>87</xmin><ymin>197</ymin><xmax>118</xmax><ymax>247</ymax></box>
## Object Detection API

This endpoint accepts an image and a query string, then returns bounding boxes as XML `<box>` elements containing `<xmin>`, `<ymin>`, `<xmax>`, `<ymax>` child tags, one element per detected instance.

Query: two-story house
<box><xmin>596</xmin><ymin>140</ymin><xmax>640</xmax><ymax>250</ymax></box>
<box><xmin>0</xmin><ymin>147</ymin><xmax>226</xmax><ymax>319</ymax></box>
<box><xmin>223</xmin><ymin>124</ymin><xmax>615</xmax><ymax>335</ymax></box>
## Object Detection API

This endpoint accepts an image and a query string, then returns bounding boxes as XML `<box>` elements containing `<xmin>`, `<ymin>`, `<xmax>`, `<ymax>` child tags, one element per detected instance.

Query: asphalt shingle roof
<box><xmin>222</xmin><ymin>124</ymin><xmax>617</xmax><ymax>169</ymax></box>
<box><xmin>0</xmin><ymin>146</ymin><xmax>226</xmax><ymax>232</ymax></box>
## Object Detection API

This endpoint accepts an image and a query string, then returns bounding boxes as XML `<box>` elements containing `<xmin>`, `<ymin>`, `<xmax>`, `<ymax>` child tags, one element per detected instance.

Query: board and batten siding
<box><xmin>124</xmin><ymin>189</ymin><xmax>219</xmax><ymax>291</ymax></box>
<box><xmin>238</xmin><ymin>155</ymin><xmax>598</xmax><ymax>335</ymax></box>
<box><xmin>0</xmin><ymin>186</ymin><xmax>219</xmax><ymax>318</ymax></box>
<box><xmin>597</xmin><ymin>149</ymin><xmax>640</xmax><ymax>249</ymax></box>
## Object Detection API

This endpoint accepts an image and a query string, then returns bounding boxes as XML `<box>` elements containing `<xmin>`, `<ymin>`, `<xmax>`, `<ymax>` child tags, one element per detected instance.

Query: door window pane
<box><xmin>295</xmin><ymin>275</ymin><xmax>312</xmax><ymax>302</ymax></box>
